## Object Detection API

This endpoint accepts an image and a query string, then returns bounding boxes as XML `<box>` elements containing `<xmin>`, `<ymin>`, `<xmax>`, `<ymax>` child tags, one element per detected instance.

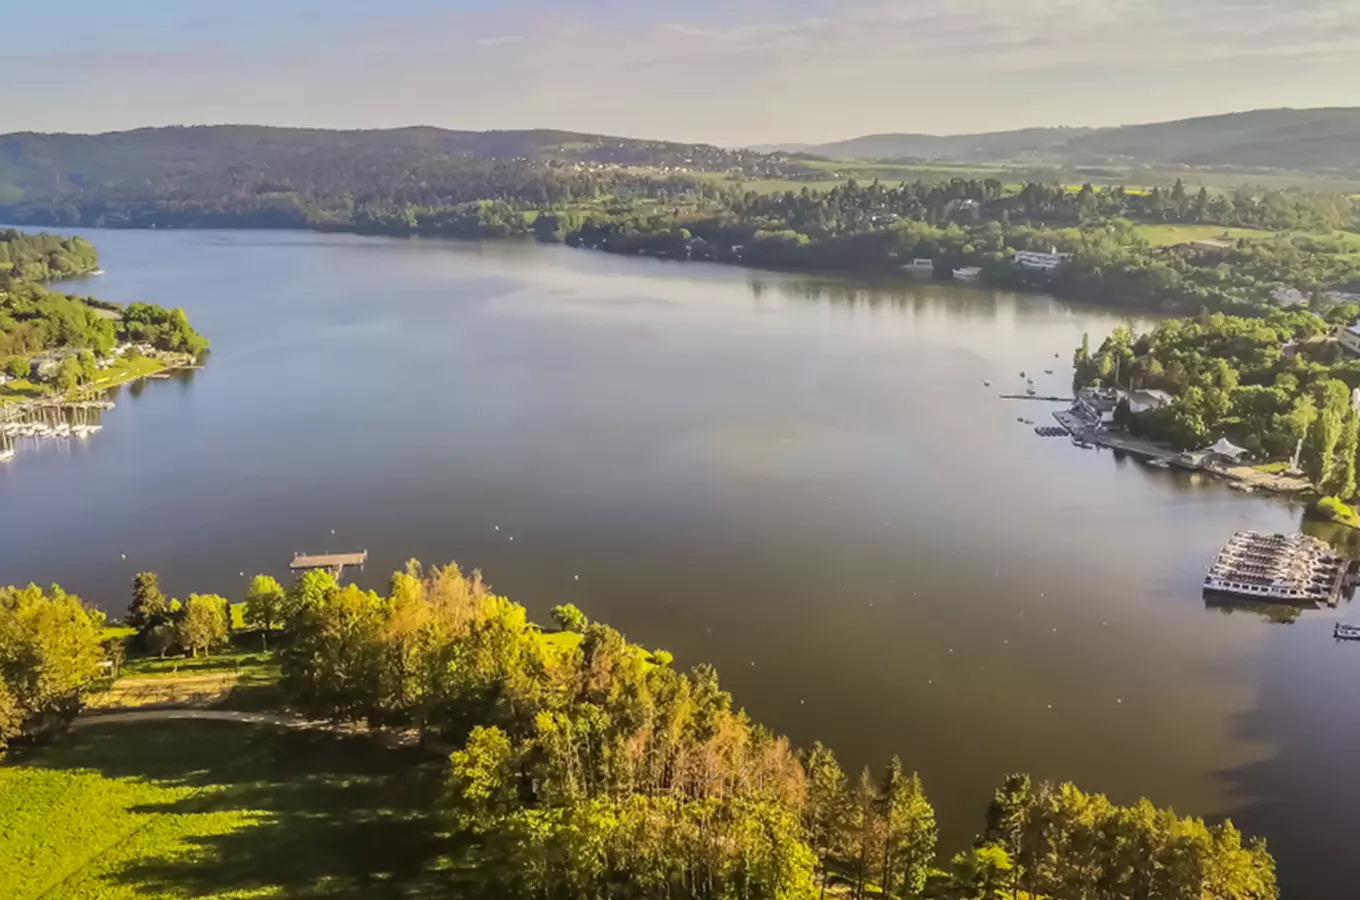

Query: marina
<box><xmin>1202</xmin><ymin>531</ymin><xmax>1349</xmax><ymax>606</ymax></box>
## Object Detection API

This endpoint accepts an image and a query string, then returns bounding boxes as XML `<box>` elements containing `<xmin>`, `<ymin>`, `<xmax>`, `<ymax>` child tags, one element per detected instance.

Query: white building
<box><xmin>1125</xmin><ymin>389</ymin><xmax>1173</xmax><ymax>414</ymax></box>
<box><xmin>1339</xmin><ymin>321</ymin><xmax>1360</xmax><ymax>356</ymax></box>
<box><xmin>1272</xmin><ymin>286</ymin><xmax>1308</xmax><ymax>307</ymax></box>
<box><xmin>1012</xmin><ymin>250</ymin><xmax>1071</xmax><ymax>272</ymax></box>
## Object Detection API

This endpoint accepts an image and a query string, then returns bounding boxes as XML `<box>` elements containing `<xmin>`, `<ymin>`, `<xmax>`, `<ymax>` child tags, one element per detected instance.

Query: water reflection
<box><xmin>2</xmin><ymin>230</ymin><xmax>1358</xmax><ymax>897</ymax></box>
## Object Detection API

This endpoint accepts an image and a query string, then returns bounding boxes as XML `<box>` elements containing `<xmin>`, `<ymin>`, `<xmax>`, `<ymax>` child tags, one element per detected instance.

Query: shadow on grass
<box><xmin>30</xmin><ymin>721</ymin><xmax>480</xmax><ymax>899</ymax></box>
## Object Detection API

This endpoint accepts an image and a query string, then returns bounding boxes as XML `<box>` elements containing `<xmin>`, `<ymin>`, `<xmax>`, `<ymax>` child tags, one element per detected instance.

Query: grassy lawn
<box><xmin>88</xmin><ymin>356</ymin><xmax>166</xmax><ymax>390</ymax></box>
<box><xmin>0</xmin><ymin>721</ymin><xmax>456</xmax><ymax>900</ymax></box>
<box><xmin>0</xmin><ymin>378</ymin><xmax>44</xmax><ymax>407</ymax></box>
<box><xmin>1131</xmin><ymin>224</ymin><xmax>1278</xmax><ymax>246</ymax></box>
<box><xmin>1</xmin><ymin>356</ymin><xmax>166</xmax><ymax>408</ymax></box>
<box><xmin>121</xmin><ymin>650</ymin><xmax>272</xmax><ymax>679</ymax></box>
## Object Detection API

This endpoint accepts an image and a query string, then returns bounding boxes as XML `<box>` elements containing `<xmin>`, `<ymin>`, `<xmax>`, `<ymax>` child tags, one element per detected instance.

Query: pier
<box><xmin>1052</xmin><ymin>410</ymin><xmax>1178</xmax><ymax>463</ymax></box>
<box><xmin>290</xmin><ymin>551</ymin><xmax>368</xmax><ymax>580</ymax></box>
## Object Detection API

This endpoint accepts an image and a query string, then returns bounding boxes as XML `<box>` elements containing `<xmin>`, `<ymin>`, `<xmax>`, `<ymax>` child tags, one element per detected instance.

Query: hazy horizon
<box><xmin>5</xmin><ymin>0</ymin><xmax>1359</xmax><ymax>146</ymax></box>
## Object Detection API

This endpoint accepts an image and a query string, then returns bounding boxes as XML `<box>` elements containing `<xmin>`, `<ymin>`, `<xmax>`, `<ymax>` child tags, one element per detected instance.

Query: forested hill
<box><xmin>789</xmin><ymin>108</ymin><xmax>1360</xmax><ymax>170</ymax></box>
<box><xmin>0</xmin><ymin>124</ymin><xmax>772</xmax><ymax>206</ymax></box>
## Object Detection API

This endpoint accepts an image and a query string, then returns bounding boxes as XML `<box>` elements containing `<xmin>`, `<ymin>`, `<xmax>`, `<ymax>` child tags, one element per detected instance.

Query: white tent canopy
<box><xmin>1206</xmin><ymin>437</ymin><xmax>1249</xmax><ymax>460</ymax></box>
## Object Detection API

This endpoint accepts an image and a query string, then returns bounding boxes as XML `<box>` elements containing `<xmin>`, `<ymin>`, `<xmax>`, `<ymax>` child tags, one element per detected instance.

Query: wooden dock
<box><xmin>290</xmin><ymin>551</ymin><xmax>368</xmax><ymax>580</ymax></box>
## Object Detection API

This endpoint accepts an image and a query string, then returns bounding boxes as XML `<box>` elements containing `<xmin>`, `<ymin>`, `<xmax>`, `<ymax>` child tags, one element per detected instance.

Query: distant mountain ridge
<box><xmin>0</xmin><ymin>125</ymin><xmax>762</xmax><ymax>203</ymax></box>
<box><xmin>774</xmin><ymin>108</ymin><xmax>1360</xmax><ymax>170</ymax></box>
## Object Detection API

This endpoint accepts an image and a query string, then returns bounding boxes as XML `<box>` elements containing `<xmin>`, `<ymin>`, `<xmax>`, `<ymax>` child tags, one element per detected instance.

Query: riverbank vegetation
<box><xmin>1073</xmin><ymin>307</ymin><xmax>1360</xmax><ymax>512</ymax></box>
<box><xmin>5</xmin><ymin>137</ymin><xmax>1360</xmax><ymax>315</ymax></box>
<box><xmin>0</xmin><ymin>561</ymin><xmax>1279</xmax><ymax>899</ymax></box>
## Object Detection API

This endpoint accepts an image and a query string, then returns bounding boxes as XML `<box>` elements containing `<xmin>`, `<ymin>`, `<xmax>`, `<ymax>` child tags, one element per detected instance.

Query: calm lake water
<box><xmin>4</xmin><ymin>230</ymin><xmax>1359</xmax><ymax>896</ymax></box>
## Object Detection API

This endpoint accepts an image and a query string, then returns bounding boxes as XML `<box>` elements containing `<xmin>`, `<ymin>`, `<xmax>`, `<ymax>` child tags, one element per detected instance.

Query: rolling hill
<box><xmin>0</xmin><ymin>125</ymin><xmax>760</xmax><ymax>203</ymax></box>
<box><xmin>783</xmin><ymin>108</ymin><xmax>1360</xmax><ymax>170</ymax></box>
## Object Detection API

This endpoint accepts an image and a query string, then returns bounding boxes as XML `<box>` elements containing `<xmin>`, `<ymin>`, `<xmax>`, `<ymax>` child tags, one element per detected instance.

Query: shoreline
<box><xmin>10</xmin><ymin>220</ymin><xmax>1187</xmax><ymax>319</ymax></box>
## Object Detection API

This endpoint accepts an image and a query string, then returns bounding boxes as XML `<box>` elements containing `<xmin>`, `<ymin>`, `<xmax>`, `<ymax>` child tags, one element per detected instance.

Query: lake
<box><xmin>4</xmin><ymin>229</ymin><xmax>1359</xmax><ymax>896</ymax></box>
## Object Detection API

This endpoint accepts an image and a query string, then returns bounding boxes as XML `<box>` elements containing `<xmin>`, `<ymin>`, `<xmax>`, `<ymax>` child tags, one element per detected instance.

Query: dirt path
<box><xmin>73</xmin><ymin>708</ymin><xmax>311</xmax><ymax>729</ymax></box>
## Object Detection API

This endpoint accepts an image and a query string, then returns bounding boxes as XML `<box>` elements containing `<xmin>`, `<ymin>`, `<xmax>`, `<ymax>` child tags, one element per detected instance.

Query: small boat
<box><xmin>1026</xmin><ymin>388</ymin><xmax>1037</xmax><ymax>396</ymax></box>
<box><xmin>1148</xmin><ymin>459</ymin><xmax>1171</xmax><ymax>469</ymax></box>
<box><xmin>90</xmin><ymin>268</ymin><xmax>105</xmax><ymax>276</ymax></box>
<box><xmin>1022</xmin><ymin>418</ymin><xmax>1034</xmax><ymax>425</ymax></box>
<box><xmin>1016</xmin><ymin>416</ymin><xmax>1025</xmax><ymax>423</ymax></box>
<box><xmin>1044</xmin><ymin>369</ymin><xmax>1054</xmax><ymax>375</ymax></box>
<box><xmin>1072</xmin><ymin>438</ymin><xmax>1093</xmax><ymax>449</ymax></box>
<box><xmin>1019</xmin><ymin>371</ymin><xmax>1026</xmax><ymax>378</ymax></box>
<box><xmin>1334</xmin><ymin>623</ymin><xmax>1360</xmax><ymax>641</ymax></box>
<box><xmin>1054</xmin><ymin>352</ymin><xmax>1060</xmax><ymax>358</ymax></box>
<box><xmin>1228</xmin><ymin>482</ymin><xmax>1255</xmax><ymax>493</ymax></box>
<box><xmin>983</xmin><ymin>379</ymin><xmax>992</xmax><ymax>387</ymax></box>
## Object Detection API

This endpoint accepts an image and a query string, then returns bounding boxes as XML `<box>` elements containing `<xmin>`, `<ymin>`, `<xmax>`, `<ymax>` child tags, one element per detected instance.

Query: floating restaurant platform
<box><xmin>1203</xmin><ymin>531</ymin><xmax>1347</xmax><ymax>605</ymax></box>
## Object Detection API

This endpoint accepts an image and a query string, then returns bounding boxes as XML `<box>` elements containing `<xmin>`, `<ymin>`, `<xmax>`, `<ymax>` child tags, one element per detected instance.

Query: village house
<box><xmin>1011</xmin><ymin>249</ymin><xmax>1072</xmax><ymax>272</ymax></box>
<box><xmin>1125</xmin><ymin>389</ymin><xmax>1173</xmax><ymax>414</ymax></box>
<box><xmin>1338</xmin><ymin>320</ymin><xmax>1360</xmax><ymax>356</ymax></box>
<box><xmin>1271</xmin><ymin>286</ymin><xmax>1308</xmax><ymax>307</ymax></box>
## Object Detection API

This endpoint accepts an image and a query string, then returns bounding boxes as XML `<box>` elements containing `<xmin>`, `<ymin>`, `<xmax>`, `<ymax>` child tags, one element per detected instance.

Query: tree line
<box><xmin>0</xmin><ymin>229</ymin><xmax>99</xmax><ymax>285</ymax></box>
<box><xmin>7</xmin><ymin>158</ymin><xmax>1360</xmax><ymax>317</ymax></box>
<box><xmin>0</xmin><ymin>560</ymin><xmax>1279</xmax><ymax>898</ymax></box>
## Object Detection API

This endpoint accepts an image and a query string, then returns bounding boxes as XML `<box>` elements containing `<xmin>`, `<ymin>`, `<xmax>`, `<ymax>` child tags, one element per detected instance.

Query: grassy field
<box><xmin>1130</xmin><ymin>224</ymin><xmax>1279</xmax><ymax>246</ymax></box>
<box><xmin>0</xmin><ymin>356</ymin><xmax>166</xmax><ymax>408</ymax></box>
<box><xmin>0</xmin><ymin>721</ymin><xmax>454</xmax><ymax>900</ymax></box>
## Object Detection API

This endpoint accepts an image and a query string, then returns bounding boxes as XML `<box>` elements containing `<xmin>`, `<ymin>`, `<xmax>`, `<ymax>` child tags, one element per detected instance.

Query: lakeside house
<box><xmin>1205</xmin><ymin>437</ymin><xmax>1250</xmax><ymax>464</ymax></box>
<box><xmin>1272</xmin><ymin>286</ymin><xmax>1308</xmax><ymax>308</ymax></box>
<box><xmin>1075</xmin><ymin>387</ymin><xmax>1120</xmax><ymax>426</ymax></box>
<box><xmin>1075</xmin><ymin>387</ymin><xmax>1172</xmax><ymax>426</ymax></box>
<box><xmin>1338</xmin><ymin>321</ymin><xmax>1360</xmax><ymax>356</ymax></box>
<box><xmin>1126</xmin><ymin>389</ymin><xmax>1173</xmax><ymax>414</ymax></box>
<box><xmin>1011</xmin><ymin>249</ymin><xmax>1072</xmax><ymax>272</ymax></box>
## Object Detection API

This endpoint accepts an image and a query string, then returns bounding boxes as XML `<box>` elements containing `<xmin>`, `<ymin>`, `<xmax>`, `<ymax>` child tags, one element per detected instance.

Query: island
<box><xmin>1</xmin><ymin>230</ymin><xmax>208</xmax><ymax>458</ymax></box>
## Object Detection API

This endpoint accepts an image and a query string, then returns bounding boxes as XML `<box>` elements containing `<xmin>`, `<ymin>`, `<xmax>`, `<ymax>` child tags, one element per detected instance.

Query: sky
<box><xmin>4</xmin><ymin>0</ymin><xmax>1359</xmax><ymax>146</ymax></box>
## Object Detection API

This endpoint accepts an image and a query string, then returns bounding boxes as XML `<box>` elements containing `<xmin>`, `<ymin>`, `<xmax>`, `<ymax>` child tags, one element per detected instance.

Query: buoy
<box><xmin>239</xmin><ymin>571</ymin><xmax>244</xmax><ymax>577</ymax></box>
<box><xmin>330</xmin><ymin>529</ymin><xmax>335</xmax><ymax>535</ymax></box>
<box><xmin>494</xmin><ymin>525</ymin><xmax>499</xmax><ymax>531</ymax></box>
<box><xmin>509</xmin><ymin>536</ymin><xmax>514</xmax><ymax>541</ymax></box>
<box><xmin>1047</xmin><ymin>704</ymin><xmax>1053</xmax><ymax>709</ymax></box>
<box><xmin>574</xmin><ymin>574</ymin><xmax>579</xmax><ymax>580</ymax></box>
<box><xmin>1117</xmin><ymin>698</ymin><xmax>1122</xmax><ymax>704</ymax></box>
<box><xmin>120</xmin><ymin>554</ymin><xmax>126</xmax><ymax>560</ymax></box>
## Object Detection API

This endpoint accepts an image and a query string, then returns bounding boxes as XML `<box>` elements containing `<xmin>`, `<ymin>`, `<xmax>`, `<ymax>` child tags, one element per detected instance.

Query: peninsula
<box><xmin>0</xmin><ymin>230</ymin><xmax>208</xmax><ymax>457</ymax></box>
